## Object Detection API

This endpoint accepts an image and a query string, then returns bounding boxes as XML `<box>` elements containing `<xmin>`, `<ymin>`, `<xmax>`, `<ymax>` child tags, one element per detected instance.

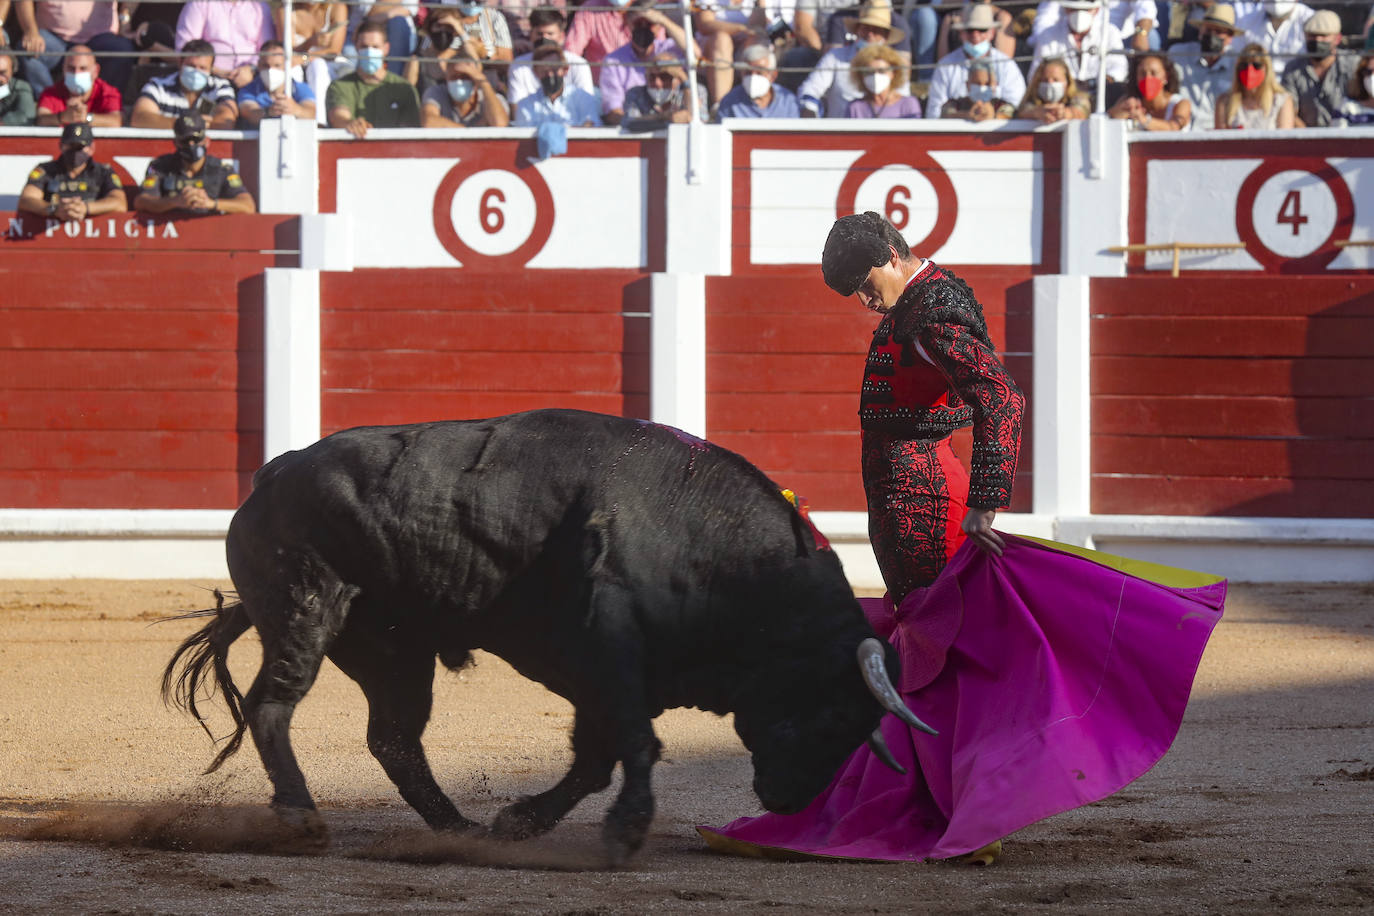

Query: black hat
<box><xmin>60</xmin><ymin>122</ymin><xmax>93</xmax><ymax>148</ymax></box>
<box><xmin>173</xmin><ymin>111</ymin><xmax>207</xmax><ymax>140</ymax></box>
<box><xmin>822</xmin><ymin>212</ymin><xmax>897</xmax><ymax>296</ymax></box>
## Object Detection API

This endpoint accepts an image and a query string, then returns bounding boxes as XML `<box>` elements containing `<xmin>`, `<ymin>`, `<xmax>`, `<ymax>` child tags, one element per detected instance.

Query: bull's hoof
<box><xmin>491</xmin><ymin>798</ymin><xmax>556</xmax><ymax>841</ymax></box>
<box><xmin>271</xmin><ymin>804</ymin><xmax>330</xmax><ymax>853</ymax></box>
<box><xmin>601</xmin><ymin>818</ymin><xmax>647</xmax><ymax>868</ymax></box>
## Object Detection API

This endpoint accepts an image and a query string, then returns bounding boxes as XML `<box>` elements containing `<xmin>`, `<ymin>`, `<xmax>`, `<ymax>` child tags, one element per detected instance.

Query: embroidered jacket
<box><xmin>858</xmin><ymin>262</ymin><xmax>1025</xmax><ymax>509</ymax></box>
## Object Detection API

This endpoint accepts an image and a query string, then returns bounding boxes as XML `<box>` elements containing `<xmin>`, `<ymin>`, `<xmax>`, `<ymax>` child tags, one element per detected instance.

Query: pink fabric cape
<box><xmin>699</xmin><ymin>534</ymin><xmax>1226</xmax><ymax>861</ymax></box>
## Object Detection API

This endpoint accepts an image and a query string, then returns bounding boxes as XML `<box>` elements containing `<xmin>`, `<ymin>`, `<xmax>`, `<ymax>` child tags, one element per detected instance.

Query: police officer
<box><xmin>16</xmin><ymin>123</ymin><xmax>127</xmax><ymax>221</ymax></box>
<box><xmin>133</xmin><ymin>112</ymin><xmax>257</xmax><ymax>215</ymax></box>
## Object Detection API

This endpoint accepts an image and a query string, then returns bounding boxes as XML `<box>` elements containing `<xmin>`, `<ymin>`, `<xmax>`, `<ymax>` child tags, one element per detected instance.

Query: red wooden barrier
<box><xmin>1089</xmin><ymin>276</ymin><xmax>1374</xmax><ymax>517</ymax></box>
<box><xmin>0</xmin><ymin>213</ymin><xmax>294</xmax><ymax>509</ymax></box>
<box><xmin>319</xmin><ymin>270</ymin><xmax>651</xmax><ymax>434</ymax></box>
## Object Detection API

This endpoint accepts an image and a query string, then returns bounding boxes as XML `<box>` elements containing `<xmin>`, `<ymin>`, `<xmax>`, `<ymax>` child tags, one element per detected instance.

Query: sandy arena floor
<box><xmin>0</xmin><ymin>578</ymin><xmax>1371</xmax><ymax>914</ymax></box>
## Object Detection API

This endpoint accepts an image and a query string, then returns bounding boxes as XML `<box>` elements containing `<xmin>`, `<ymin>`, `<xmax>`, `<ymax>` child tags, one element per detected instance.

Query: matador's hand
<box><xmin>961</xmin><ymin>507</ymin><xmax>1005</xmax><ymax>557</ymax></box>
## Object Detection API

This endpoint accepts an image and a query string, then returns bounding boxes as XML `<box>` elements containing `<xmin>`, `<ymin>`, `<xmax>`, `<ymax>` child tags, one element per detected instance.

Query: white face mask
<box><xmin>1068</xmin><ymin>9</ymin><xmax>1095</xmax><ymax>33</ymax></box>
<box><xmin>261</xmin><ymin>66</ymin><xmax>286</xmax><ymax>93</ymax></box>
<box><xmin>743</xmin><ymin>72</ymin><xmax>771</xmax><ymax>99</ymax></box>
<box><xmin>647</xmin><ymin>85</ymin><xmax>674</xmax><ymax>105</ymax></box>
<box><xmin>1364</xmin><ymin>73</ymin><xmax>1374</xmax><ymax>98</ymax></box>
<box><xmin>1264</xmin><ymin>0</ymin><xmax>1295</xmax><ymax>15</ymax></box>
<box><xmin>1038</xmin><ymin>79</ymin><xmax>1066</xmax><ymax>102</ymax></box>
<box><xmin>0</xmin><ymin>81</ymin><xmax>10</xmax><ymax>102</ymax></box>
<box><xmin>863</xmin><ymin>71</ymin><xmax>891</xmax><ymax>94</ymax></box>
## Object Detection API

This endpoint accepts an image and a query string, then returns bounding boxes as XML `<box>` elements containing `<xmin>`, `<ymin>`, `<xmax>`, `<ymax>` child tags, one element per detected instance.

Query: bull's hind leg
<box><xmin>240</xmin><ymin>573</ymin><xmax>357</xmax><ymax>847</ymax></box>
<box><xmin>329</xmin><ymin>641</ymin><xmax>481</xmax><ymax>833</ymax></box>
<box><xmin>490</xmin><ymin>712</ymin><xmax>617</xmax><ymax>840</ymax></box>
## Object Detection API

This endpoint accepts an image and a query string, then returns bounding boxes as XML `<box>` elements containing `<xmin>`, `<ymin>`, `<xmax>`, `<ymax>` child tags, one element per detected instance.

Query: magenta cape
<box><xmin>699</xmin><ymin>534</ymin><xmax>1226</xmax><ymax>862</ymax></box>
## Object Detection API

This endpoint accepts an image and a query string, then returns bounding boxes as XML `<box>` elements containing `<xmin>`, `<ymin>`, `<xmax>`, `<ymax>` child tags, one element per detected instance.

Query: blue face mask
<box><xmin>179</xmin><ymin>65</ymin><xmax>210</xmax><ymax>92</ymax></box>
<box><xmin>358</xmin><ymin>46</ymin><xmax>386</xmax><ymax>75</ymax></box>
<box><xmin>64</xmin><ymin>70</ymin><xmax>93</xmax><ymax>95</ymax></box>
<box><xmin>458</xmin><ymin>1</ymin><xmax>483</xmax><ymax>15</ymax></box>
<box><xmin>447</xmin><ymin>78</ymin><xmax>474</xmax><ymax>102</ymax></box>
<box><xmin>962</xmin><ymin>39</ymin><xmax>991</xmax><ymax>57</ymax></box>
<box><xmin>968</xmin><ymin>83</ymin><xmax>994</xmax><ymax>102</ymax></box>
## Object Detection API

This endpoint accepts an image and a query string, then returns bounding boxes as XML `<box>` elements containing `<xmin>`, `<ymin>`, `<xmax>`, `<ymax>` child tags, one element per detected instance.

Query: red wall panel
<box><xmin>0</xmin><ymin>214</ymin><xmax>289</xmax><ymax>509</ymax></box>
<box><xmin>319</xmin><ymin>270</ymin><xmax>651</xmax><ymax>433</ymax></box>
<box><xmin>1089</xmin><ymin>277</ymin><xmax>1374</xmax><ymax>517</ymax></box>
<box><xmin>705</xmin><ymin>270</ymin><xmax>1035</xmax><ymax>513</ymax></box>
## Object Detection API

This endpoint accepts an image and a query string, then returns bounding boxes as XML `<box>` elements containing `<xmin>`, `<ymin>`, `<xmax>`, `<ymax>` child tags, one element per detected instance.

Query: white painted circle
<box><xmin>450</xmin><ymin>169</ymin><xmax>538</xmax><ymax>256</ymax></box>
<box><xmin>1250</xmin><ymin>170</ymin><xmax>1337</xmax><ymax>259</ymax></box>
<box><xmin>851</xmin><ymin>165</ymin><xmax>939</xmax><ymax>250</ymax></box>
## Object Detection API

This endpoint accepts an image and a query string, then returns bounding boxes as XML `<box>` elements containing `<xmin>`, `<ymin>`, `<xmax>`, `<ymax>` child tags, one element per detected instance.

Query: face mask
<box><xmin>1137</xmin><ymin>74</ymin><xmax>1162</xmax><ymax>100</ymax></box>
<box><xmin>962</xmin><ymin>39</ymin><xmax>990</xmax><ymax>57</ymax></box>
<box><xmin>1306</xmin><ymin>38</ymin><xmax>1333</xmax><ymax>57</ymax></box>
<box><xmin>357</xmin><ymin>46</ymin><xmax>385</xmax><ymax>75</ymax></box>
<box><xmin>458</xmin><ymin>1</ymin><xmax>482</xmax><ymax>15</ymax></box>
<box><xmin>179</xmin><ymin>66</ymin><xmax>210</xmax><ymax>92</ymax></box>
<box><xmin>176</xmin><ymin>142</ymin><xmax>206</xmax><ymax>164</ymax></box>
<box><xmin>1200</xmin><ymin>32</ymin><xmax>1227</xmax><ymax>55</ymax></box>
<box><xmin>1239</xmin><ymin>62</ymin><xmax>1265</xmax><ymax>89</ymax></box>
<box><xmin>743</xmin><ymin>72</ymin><xmax>771</xmax><ymax>99</ymax></box>
<box><xmin>608</xmin><ymin>0</ymin><xmax>630</xmax><ymax>7</ymax></box>
<box><xmin>261</xmin><ymin>67</ymin><xmax>286</xmax><ymax>92</ymax></box>
<box><xmin>631</xmin><ymin>24</ymin><xmax>655</xmax><ymax>50</ymax></box>
<box><xmin>0</xmin><ymin>82</ymin><xmax>9</xmax><ymax>102</ymax></box>
<box><xmin>64</xmin><ymin>70</ymin><xmax>93</xmax><ymax>95</ymax></box>
<box><xmin>61</xmin><ymin>147</ymin><xmax>92</xmax><ymax>171</ymax></box>
<box><xmin>1365</xmin><ymin>73</ymin><xmax>1374</xmax><ymax>97</ymax></box>
<box><xmin>540</xmin><ymin>71</ymin><xmax>563</xmax><ymax>96</ymax></box>
<box><xmin>1068</xmin><ymin>10</ymin><xmax>1095</xmax><ymax>33</ymax></box>
<box><xmin>1038</xmin><ymin>79</ymin><xmax>1066</xmax><ymax>102</ymax></box>
<box><xmin>968</xmin><ymin>83</ymin><xmax>994</xmax><ymax>102</ymax></box>
<box><xmin>863</xmin><ymin>71</ymin><xmax>891</xmax><ymax>94</ymax></box>
<box><xmin>1264</xmin><ymin>0</ymin><xmax>1294</xmax><ymax>16</ymax></box>
<box><xmin>447</xmin><ymin>78</ymin><xmax>474</xmax><ymax>102</ymax></box>
<box><xmin>647</xmin><ymin>85</ymin><xmax>674</xmax><ymax>105</ymax></box>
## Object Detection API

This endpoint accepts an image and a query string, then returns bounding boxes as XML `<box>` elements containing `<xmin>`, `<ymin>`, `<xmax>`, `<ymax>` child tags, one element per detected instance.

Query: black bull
<box><xmin>163</xmin><ymin>409</ymin><xmax>931</xmax><ymax>861</ymax></box>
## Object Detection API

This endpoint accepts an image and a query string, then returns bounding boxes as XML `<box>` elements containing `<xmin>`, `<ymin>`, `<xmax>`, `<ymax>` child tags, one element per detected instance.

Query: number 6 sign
<box><xmin>834</xmin><ymin>149</ymin><xmax>958</xmax><ymax>257</ymax></box>
<box><xmin>432</xmin><ymin>161</ymin><xmax>555</xmax><ymax>267</ymax></box>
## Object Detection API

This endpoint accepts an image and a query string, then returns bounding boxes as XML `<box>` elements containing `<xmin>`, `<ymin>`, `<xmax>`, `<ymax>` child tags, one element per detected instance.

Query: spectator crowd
<box><xmin>1</xmin><ymin>0</ymin><xmax>1372</xmax><ymax>135</ymax></box>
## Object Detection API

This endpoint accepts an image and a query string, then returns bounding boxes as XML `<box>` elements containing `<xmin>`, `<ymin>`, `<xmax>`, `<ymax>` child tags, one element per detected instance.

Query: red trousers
<box><xmin>861</xmin><ymin>432</ymin><xmax>969</xmax><ymax>603</ymax></box>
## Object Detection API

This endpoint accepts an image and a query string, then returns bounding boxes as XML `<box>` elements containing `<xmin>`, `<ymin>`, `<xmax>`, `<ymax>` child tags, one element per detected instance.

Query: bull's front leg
<box><xmin>602</xmin><ymin>722</ymin><xmax>662</xmax><ymax>866</ymax></box>
<box><xmin>490</xmin><ymin>713</ymin><xmax>616</xmax><ymax>840</ymax></box>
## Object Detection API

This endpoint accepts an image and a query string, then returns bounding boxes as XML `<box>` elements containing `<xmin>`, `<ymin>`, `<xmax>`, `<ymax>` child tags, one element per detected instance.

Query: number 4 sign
<box><xmin>1235</xmin><ymin>158</ymin><xmax>1353</xmax><ymax>273</ymax></box>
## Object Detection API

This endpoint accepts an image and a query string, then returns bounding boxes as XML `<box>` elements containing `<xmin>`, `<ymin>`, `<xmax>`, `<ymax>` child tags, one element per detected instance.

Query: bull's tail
<box><xmin>159</xmin><ymin>589</ymin><xmax>253</xmax><ymax>774</ymax></box>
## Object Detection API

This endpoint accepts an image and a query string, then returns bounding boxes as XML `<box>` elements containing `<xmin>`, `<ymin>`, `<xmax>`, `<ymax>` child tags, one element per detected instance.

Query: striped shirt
<box><xmin>138</xmin><ymin>71</ymin><xmax>237</xmax><ymax>119</ymax></box>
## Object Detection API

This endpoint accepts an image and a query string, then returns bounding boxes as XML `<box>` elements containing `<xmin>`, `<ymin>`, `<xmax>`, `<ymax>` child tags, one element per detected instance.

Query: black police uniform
<box><xmin>139</xmin><ymin>153</ymin><xmax>247</xmax><ymax>211</ymax></box>
<box><xmin>25</xmin><ymin>159</ymin><xmax>123</xmax><ymax>206</ymax></box>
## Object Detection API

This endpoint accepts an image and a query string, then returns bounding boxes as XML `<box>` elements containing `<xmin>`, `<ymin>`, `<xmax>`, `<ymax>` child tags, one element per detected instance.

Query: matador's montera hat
<box><xmin>822</xmin><ymin>211</ymin><xmax>898</xmax><ymax>296</ymax></box>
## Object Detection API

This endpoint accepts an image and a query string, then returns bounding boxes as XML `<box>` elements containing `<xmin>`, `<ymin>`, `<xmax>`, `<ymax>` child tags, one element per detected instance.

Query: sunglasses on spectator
<box><xmin>1240</xmin><ymin>60</ymin><xmax>1266</xmax><ymax>71</ymax></box>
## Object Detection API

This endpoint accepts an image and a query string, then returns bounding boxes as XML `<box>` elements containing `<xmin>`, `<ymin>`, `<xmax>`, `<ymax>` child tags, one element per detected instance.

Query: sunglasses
<box><xmin>1241</xmin><ymin>61</ymin><xmax>1266</xmax><ymax>71</ymax></box>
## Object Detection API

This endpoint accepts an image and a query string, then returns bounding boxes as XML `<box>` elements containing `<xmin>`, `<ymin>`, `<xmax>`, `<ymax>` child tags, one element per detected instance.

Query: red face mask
<box><xmin>1239</xmin><ymin>62</ymin><xmax>1266</xmax><ymax>90</ymax></box>
<box><xmin>1137</xmin><ymin>74</ymin><xmax>1163</xmax><ymax>100</ymax></box>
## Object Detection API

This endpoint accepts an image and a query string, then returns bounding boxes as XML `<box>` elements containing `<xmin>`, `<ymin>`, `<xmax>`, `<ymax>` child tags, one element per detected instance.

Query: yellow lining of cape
<box><xmin>1016</xmin><ymin>535</ymin><xmax>1226</xmax><ymax>588</ymax></box>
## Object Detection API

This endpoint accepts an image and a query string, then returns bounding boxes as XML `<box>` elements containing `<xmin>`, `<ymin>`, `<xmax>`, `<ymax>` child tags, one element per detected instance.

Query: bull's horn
<box><xmin>857</xmin><ymin>637</ymin><xmax>939</xmax><ymax>736</ymax></box>
<box><xmin>868</xmin><ymin>727</ymin><xmax>906</xmax><ymax>775</ymax></box>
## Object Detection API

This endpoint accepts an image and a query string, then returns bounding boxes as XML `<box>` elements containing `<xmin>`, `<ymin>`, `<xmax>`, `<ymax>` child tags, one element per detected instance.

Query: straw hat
<box><xmin>1188</xmin><ymin>2</ymin><xmax>1241</xmax><ymax>32</ymax></box>
<box><xmin>953</xmin><ymin>3</ymin><xmax>998</xmax><ymax>31</ymax></box>
<box><xmin>844</xmin><ymin>0</ymin><xmax>907</xmax><ymax>48</ymax></box>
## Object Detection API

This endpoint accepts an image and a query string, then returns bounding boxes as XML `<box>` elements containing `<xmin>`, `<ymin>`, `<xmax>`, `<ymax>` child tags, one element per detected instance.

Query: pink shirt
<box><xmin>175</xmin><ymin>0</ymin><xmax>276</xmax><ymax>71</ymax></box>
<box><xmin>563</xmin><ymin>1</ymin><xmax>632</xmax><ymax>71</ymax></box>
<box><xmin>36</xmin><ymin>1</ymin><xmax>118</xmax><ymax>44</ymax></box>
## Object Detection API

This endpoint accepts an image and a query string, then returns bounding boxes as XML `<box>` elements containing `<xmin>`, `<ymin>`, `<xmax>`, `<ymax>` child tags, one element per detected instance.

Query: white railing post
<box><xmin>649</xmin><ymin>271</ymin><xmax>707</xmax><ymax>437</ymax></box>
<box><xmin>1032</xmin><ymin>275</ymin><xmax>1092</xmax><ymax>522</ymax></box>
<box><xmin>263</xmin><ymin>268</ymin><xmax>322</xmax><ymax>462</ymax></box>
